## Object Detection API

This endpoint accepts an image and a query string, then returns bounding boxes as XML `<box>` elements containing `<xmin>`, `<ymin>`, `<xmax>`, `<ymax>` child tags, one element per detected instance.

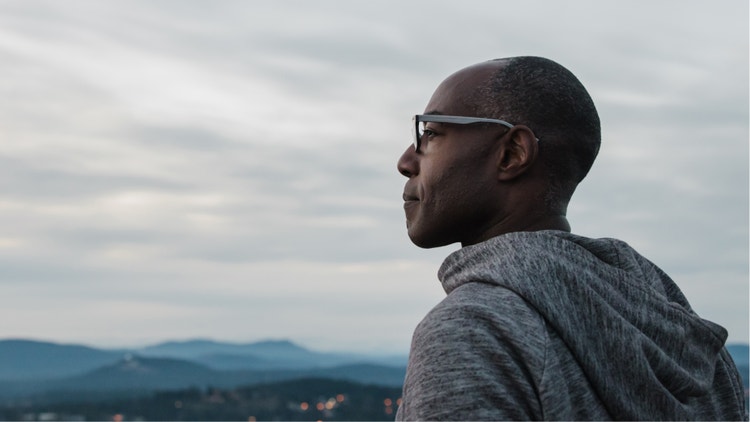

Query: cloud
<box><xmin>0</xmin><ymin>0</ymin><xmax>746</xmax><ymax>351</ymax></box>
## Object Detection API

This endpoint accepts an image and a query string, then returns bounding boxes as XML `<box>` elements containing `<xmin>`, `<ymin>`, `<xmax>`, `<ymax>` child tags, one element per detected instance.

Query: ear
<box><xmin>495</xmin><ymin>125</ymin><xmax>538</xmax><ymax>181</ymax></box>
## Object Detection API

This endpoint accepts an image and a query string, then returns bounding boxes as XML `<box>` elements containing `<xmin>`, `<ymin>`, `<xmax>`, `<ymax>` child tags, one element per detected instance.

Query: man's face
<box><xmin>397</xmin><ymin>64</ymin><xmax>506</xmax><ymax>248</ymax></box>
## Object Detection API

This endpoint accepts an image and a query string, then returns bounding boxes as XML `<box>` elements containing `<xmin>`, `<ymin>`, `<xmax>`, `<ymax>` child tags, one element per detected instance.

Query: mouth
<box><xmin>402</xmin><ymin>193</ymin><xmax>419</xmax><ymax>212</ymax></box>
<box><xmin>402</xmin><ymin>193</ymin><xmax>419</xmax><ymax>203</ymax></box>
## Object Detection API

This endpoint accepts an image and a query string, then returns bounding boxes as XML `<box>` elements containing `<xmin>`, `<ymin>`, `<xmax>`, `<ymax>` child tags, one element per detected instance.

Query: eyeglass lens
<box><xmin>415</xmin><ymin>120</ymin><xmax>429</xmax><ymax>151</ymax></box>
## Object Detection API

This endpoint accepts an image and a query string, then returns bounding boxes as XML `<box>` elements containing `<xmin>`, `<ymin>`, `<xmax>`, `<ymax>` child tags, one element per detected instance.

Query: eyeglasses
<box><xmin>412</xmin><ymin>114</ymin><xmax>515</xmax><ymax>152</ymax></box>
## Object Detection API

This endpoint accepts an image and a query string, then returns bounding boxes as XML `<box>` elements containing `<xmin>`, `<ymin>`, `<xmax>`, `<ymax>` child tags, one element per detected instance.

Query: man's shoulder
<box><xmin>416</xmin><ymin>282</ymin><xmax>546</xmax><ymax>346</ymax></box>
<box><xmin>402</xmin><ymin>283</ymin><xmax>551</xmax><ymax>421</ymax></box>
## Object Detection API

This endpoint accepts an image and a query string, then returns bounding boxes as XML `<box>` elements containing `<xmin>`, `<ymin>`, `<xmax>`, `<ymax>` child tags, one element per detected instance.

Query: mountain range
<box><xmin>0</xmin><ymin>338</ymin><xmax>407</xmax><ymax>404</ymax></box>
<box><xmin>0</xmin><ymin>338</ymin><xmax>746</xmax><ymax>406</ymax></box>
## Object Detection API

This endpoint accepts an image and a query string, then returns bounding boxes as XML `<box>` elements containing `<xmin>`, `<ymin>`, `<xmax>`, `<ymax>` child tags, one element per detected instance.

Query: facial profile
<box><xmin>397</xmin><ymin>61</ymin><xmax>522</xmax><ymax>248</ymax></box>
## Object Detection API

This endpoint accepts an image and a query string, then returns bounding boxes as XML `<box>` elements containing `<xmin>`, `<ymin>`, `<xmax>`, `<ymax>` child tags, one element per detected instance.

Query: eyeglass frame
<box><xmin>412</xmin><ymin>114</ymin><xmax>525</xmax><ymax>152</ymax></box>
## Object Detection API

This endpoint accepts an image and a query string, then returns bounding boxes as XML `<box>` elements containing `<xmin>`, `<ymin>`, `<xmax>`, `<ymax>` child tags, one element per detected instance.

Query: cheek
<box><xmin>418</xmin><ymin>166</ymin><xmax>472</xmax><ymax>223</ymax></box>
<box><xmin>419</xmin><ymin>167</ymin><xmax>453</xmax><ymax>210</ymax></box>
<box><xmin>426</xmin><ymin>164</ymin><xmax>496</xmax><ymax>224</ymax></box>
<box><xmin>417</xmin><ymin>146</ymin><xmax>494</xmax><ymax>211</ymax></box>
<box><xmin>424</xmin><ymin>162</ymin><xmax>474</xmax><ymax>201</ymax></box>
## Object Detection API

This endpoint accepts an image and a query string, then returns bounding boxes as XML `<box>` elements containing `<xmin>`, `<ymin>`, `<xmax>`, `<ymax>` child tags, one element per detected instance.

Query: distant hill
<box><xmin>137</xmin><ymin>338</ymin><xmax>368</xmax><ymax>369</ymax></box>
<box><xmin>0</xmin><ymin>337</ymin><xmax>744</xmax><ymax>408</ymax></box>
<box><xmin>62</xmin><ymin>355</ymin><xmax>218</xmax><ymax>390</ymax></box>
<box><xmin>0</xmin><ymin>339</ymin><xmax>124</xmax><ymax>380</ymax></box>
<box><xmin>0</xmin><ymin>338</ymin><xmax>408</xmax><ymax>382</ymax></box>
<box><xmin>137</xmin><ymin>339</ymin><xmax>308</xmax><ymax>360</ymax></box>
<box><xmin>0</xmin><ymin>354</ymin><xmax>406</xmax><ymax>405</ymax></box>
<box><xmin>726</xmin><ymin>344</ymin><xmax>749</xmax><ymax>366</ymax></box>
<box><xmin>726</xmin><ymin>344</ymin><xmax>749</xmax><ymax>390</ymax></box>
<box><xmin>56</xmin><ymin>355</ymin><xmax>405</xmax><ymax>392</ymax></box>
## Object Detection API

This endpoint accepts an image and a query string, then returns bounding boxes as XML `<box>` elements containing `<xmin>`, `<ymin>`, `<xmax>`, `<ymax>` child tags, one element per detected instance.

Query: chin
<box><xmin>407</xmin><ymin>229</ymin><xmax>453</xmax><ymax>249</ymax></box>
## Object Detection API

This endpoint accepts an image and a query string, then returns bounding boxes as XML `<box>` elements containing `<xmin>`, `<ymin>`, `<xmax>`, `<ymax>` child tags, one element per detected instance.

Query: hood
<box><xmin>438</xmin><ymin>230</ymin><xmax>731</xmax><ymax>419</ymax></box>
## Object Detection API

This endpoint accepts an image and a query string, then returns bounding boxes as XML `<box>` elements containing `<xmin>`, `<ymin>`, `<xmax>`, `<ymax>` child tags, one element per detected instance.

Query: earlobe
<box><xmin>496</xmin><ymin>126</ymin><xmax>538</xmax><ymax>181</ymax></box>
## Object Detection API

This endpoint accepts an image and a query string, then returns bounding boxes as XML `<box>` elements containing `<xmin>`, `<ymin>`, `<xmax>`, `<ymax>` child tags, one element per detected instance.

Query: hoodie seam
<box><xmin>538</xmin><ymin>316</ymin><xmax>549</xmax><ymax>421</ymax></box>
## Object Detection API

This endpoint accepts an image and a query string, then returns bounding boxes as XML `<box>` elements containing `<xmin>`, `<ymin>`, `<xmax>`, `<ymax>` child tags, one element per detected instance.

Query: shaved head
<box><xmin>474</xmin><ymin>57</ymin><xmax>601</xmax><ymax>209</ymax></box>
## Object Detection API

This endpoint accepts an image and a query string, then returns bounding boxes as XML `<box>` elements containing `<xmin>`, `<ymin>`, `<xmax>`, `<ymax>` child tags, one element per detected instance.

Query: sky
<box><xmin>0</xmin><ymin>1</ymin><xmax>747</xmax><ymax>355</ymax></box>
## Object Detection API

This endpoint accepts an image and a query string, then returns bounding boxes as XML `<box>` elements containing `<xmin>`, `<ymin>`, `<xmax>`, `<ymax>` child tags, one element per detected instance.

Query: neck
<box><xmin>523</xmin><ymin>214</ymin><xmax>571</xmax><ymax>232</ymax></box>
<box><xmin>461</xmin><ymin>213</ymin><xmax>570</xmax><ymax>248</ymax></box>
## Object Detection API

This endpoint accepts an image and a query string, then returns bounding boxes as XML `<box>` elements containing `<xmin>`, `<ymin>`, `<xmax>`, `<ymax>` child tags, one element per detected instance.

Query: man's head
<box><xmin>397</xmin><ymin>56</ymin><xmax>600</xmax><ymax>248</ymax></box>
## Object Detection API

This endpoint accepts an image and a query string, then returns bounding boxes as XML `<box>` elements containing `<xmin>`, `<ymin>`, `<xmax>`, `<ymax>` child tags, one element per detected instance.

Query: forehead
<box><xmin>424</xmin><ymin>62</ymin><xmax>502</xmax><ymax>116</ymax></box>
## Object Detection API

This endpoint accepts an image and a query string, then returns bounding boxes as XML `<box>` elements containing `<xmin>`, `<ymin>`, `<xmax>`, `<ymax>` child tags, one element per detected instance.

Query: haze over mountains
<box><xmin>0</xmin><ymin>338</ymin><xmax>407</xmax><ymax>404</ymax></box>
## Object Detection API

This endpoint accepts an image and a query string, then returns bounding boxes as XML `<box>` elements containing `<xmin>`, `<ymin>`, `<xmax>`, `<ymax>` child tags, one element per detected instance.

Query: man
<box><xmin>395</xmin><ymin>56</ymin><xmax>746</xmax><ymax>421</ymax></box>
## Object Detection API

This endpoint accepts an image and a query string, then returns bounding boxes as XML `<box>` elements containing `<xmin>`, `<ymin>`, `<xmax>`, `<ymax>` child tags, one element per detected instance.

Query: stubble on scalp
<box><xmin>467</xmin><ymin>57</ymin><xmax>602</xmax><ymax>212</ymax></box>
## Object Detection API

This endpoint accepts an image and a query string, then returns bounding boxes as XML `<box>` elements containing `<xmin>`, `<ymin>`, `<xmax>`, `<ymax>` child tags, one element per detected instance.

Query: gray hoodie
<box><xmin>396</xmin><ymin>231</ymin><xmax>746</xmax><ymax>420</ymax></box>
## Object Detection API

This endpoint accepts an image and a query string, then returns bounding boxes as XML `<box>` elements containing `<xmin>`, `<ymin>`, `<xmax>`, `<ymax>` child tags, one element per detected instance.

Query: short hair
<box><xmin>476</xmin><ymin>57</ymin><xmax>601</xmax><ymax>209</ymax></box>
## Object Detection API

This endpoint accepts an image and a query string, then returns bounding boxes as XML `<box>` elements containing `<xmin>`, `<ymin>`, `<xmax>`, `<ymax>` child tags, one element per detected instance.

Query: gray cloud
<box><xmin>0</xmin><ymin>0</ymin><xmax>746</xmax><ymax>351</ymax></box>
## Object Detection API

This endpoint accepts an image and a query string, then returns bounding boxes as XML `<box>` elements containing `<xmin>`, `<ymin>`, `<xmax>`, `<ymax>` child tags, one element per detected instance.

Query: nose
<box><xmin>397</xmin><ymin>144</ymin><xmax>418</xmax><ymax>178</ymax></box>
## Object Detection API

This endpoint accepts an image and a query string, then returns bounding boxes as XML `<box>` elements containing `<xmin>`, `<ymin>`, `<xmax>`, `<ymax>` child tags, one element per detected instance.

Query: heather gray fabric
<box><xmin>397</xmin><ymin>230</ymin><xmax>746</xmax><ymax>421</ymax></box>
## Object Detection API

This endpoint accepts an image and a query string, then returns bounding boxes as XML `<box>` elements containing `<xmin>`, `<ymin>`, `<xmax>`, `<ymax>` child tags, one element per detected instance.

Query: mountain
<box><xmin>191</xmin><ymin>352</ymin><xmax>272</xmax><ymax>370</ymax></box>
<box><xmin>137</xmin><ymin>339</ymin><xmax>368</xmax><ymax>369</ymax></box>
<box><xmin>0</xmin><ymin>337</ymin><xmax>407</xmax><ymax>405</ymax></box>
<box><xmin>726</xmin><ymin>344</ymin><xmax>749</xmax><ymax>366</ymax></box>
<box><xmin>137</xmin><ymin>339</ymin><xmax>305</xmax><ymax>360</ymax></box>
<box><xmin>0</xmin><ymin>338</ymin><xmax>408</xmax><ymax>381</ymax></box>
<box><xmin>1</xmin><ymin>337</ymin><xmax>743</xmax><ymax>407</ymax></box>
<box><xmin>726</xmin><ymin>344</ymin><xmax>749</xmax><ymax>390</ymax></box>
<box><xmin>0</xmin><ymin>339</ymin><xmax>124</xmax><ymax>380</ymax></box>
<box><xmin>59</xmin><ymin>356</ymin><xmax>406</xmax><ymax>391</ymax></box>
<box><xmin>62</xmin><ymin>355</ymin><xmax>218</xmax><ymax>390</ymax></box>
<box><xmin>0</xmin><ymin>354</ymin><xmax>406</xmax><ymax>405</ymax></box>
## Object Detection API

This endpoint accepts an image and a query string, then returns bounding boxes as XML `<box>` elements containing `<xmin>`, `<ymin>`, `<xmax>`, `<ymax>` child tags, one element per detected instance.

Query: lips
<box><xmin>403</xmin><ymin>192</ymin><xmax>419</xmax><ymax>214</ymax></box>
<box><xmin>402</xmin><ymin>193</ymin><xmax>419</xmax><ymax>202</ymax></box>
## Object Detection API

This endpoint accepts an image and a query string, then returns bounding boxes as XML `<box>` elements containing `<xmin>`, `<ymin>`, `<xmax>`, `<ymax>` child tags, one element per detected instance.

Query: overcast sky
<box><xmin>0</xmin><ymin>1</ymin><xmax>747</xmax><ymax>354</ymax></box>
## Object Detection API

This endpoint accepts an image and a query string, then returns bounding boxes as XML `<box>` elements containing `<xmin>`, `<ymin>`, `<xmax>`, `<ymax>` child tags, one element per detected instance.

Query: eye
<box><xmin>421</xmin><ymin>122</ymin><xmax>441</xmax><ymax>137</ymax></box>
<box><xmin>422</xmin><ymin>129</ymin><xmax>437</xmax><ymax>138</ymax></box>
<box><xmin>417</xmin><ymin>123</ymin><xmax>442</xmax><ymax>150</ymax></box>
